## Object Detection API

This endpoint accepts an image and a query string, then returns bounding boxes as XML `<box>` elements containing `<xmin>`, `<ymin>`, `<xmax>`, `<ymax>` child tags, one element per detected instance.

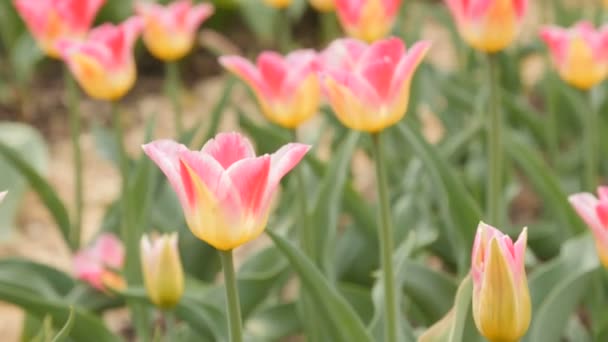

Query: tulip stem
<box><xmin>486</xmin><ymin>53</ymin><xmax>503</xmax><ymax>226</ymax></box>
<box><xmin>165</xmin><ymin>62</ymin><xmax>184</xmax><ymax>138</ymax></box>
<box><xmin>220</xmin><ymin>250</ymin><xmax>243</xmax><ymax>342</ymax></box>
<box><xmin>64</xmin><ymin>67</ymin><xmax>83</xmax><ymax>250</ymax></box>
<box><xmin>163</xmin><ymin>310</ymin><xmax>176</xmax><ymax>342</ymax></box>
<box><xmin>372</xmin><ymin>132</ymin><xmax>398</xmax><ymax>342</ymax></box>
<box><xmin>545</xmin><ymin>73</ymin><xmax>559</xmax><ymax>164</ymax></box>
<box><xmin>583</xmin><ymin>89</ymin><xmax>598</xmax><ymax>190</ymax></box>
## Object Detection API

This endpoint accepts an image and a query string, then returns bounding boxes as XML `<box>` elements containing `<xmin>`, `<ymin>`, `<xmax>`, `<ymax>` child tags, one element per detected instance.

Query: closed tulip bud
<box><xmin>446</xmin><ymin>0</ymin><xmax>527</xmax><ymax>53</ymax></box>
<box><xmin>141</xmin><ymin>233</ymin><xmax>184</xmax><ymax>309</ymax></box>
<box><xmin>14</xmin><ymin>0</ymin><xmax>105</xmax><ymax>58</ymax></box>
<box><xmin>472</xmin><ymin>222</ymin><xmax>530</xmax><ymax>342</ymax></box>
<box><xmin>541</xmin><ymin>22</ymin><xmax>608</xmax><ymax>90</ymax></box>
<box><xmin>143</xmin><ymin>132</ymin><xmax>309</xmax><ymax>251</ymax></box>
<box><xmin>320</xmin><ymin>37</ymin><xmax>430</xmax><ymax>132</ymax></box>
<box><xmin>569</xmin><ymin>187</ymin><xmax>608</xmax><ymax>268</ymax></box>
<box><xmin>136</xmin><ymin>0</ymin><xmax>214</xmax><ymax>61</ymax></box>
<box><xmin>57</xmin><ymin>17</ymin><xmax>143</xmax><ymax>101</ymax></box>
<box><xmin>219</xmin><ymin>50</ymin><xmax>320</xmax><ymax>128</ymax></box>
<box><xmin>335</xmin><ymin>0</ymin><xmax>401</xmax><ymax>43</ymax></box>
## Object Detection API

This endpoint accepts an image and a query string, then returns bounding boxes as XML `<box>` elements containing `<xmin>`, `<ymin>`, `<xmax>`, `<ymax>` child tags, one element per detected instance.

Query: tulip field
<box><xmin>2</xmin><ymin>0</ymin><xmax>608</xmax><ymax>341</ymax></box>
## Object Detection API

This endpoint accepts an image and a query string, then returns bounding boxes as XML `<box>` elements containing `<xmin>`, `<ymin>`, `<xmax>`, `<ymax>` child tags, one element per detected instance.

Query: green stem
<box><xmin>276</xmin><ymin>9</ymin><xmax>292</xmax><ymax>53</ymax></box>
<box><xmin>165</xmin><ymin>62</ymin><xmax>183</xmax><ymax>138</ymax></box>
<box><xmin>486</xmin><ymin>53</ymin><xmax>503</xmax><ymax>225</ymax></box>
<box><xmin>320</xmin><ymin>12</ymin><xmax>339</xmax><ymax>44</ymax></box>
<box><xmin>220</xmin><ymin>250</ymin><xmax>243</xmax><ymax>342</ymax></box>
<box><xmin>545</xmin><ymin>73</ymin><xmax>559</xmax><ymax>164</ymax></box>
<box><xmin>372</xmin><ymin>133</ymin><xmax>398</xmax><ymax>342</ymax></box>
<box><xmin>583</xmin><ymin>89</ymin><xmax>598</xmax><ymax>190</ymax></box>
<box><xmin>164</xmin><ymin>310</ymin><xmax>176</xmax><ymax>342</ymax></box>
<box><xmin>64</xmin><ymin>68</ymin><xmax>83</xmax><ymax>250</ymax></box>
<box><xmin>111</xmin><ymin>103</ymin><xmax>149</xmax><ymax>341</ymax></box>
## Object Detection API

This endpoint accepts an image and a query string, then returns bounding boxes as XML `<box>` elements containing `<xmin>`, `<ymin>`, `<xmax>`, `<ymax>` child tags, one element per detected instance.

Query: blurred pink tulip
<box><xmin>471</xmin><ymin>222</ymin><xmax>530</xmax><ymax>342</ymax></box>
<box><xmin>219</xmin><ymin>50</ymin><xmax>321</xmax><ymax>128</ymax></box>
<box><xmin>446</xmin><ymin>0</ymin><xmax>527</xmax><ymax>52</ymax></box>
<box><xmin>73</xmin><ymin>233</ymin><xmax>125</xmax><ymax>290</ymax></box>
<box><xmin>136</xmin><ymin>0</ymin><xmax>214</xmax><ymax>61</ymax></box>
<box><xmin>320</xmin><ymin>37</ymin><xmax>430</xmax><ymax>132</ymax></box>
<box><xmin>143</xmin><ymin>132</ymin><xmax>309</xmax><ymax>250</ymax></box>
<box><xmin>335</xmin><ymin>0</ymin><xmax>401</xmax><ymax>42</ymax></box>
<box><xmin>541</xmin><ymin>22</ymin><xmax>608</xmax><ymax>90</ymax></box>
<box><xmin>569</xmin><ymin>187</ymin><xmax>608</xmax><ymax>267</ymax></box>
<box><xmin>14</xmin><ymin>0</ymin><xmax>105</xmax><ymax>57</ymax></box>
<box><xmin>57</xmin><ymin>17</ymin><xmax>143</xmax><ymax>101</ymax></box>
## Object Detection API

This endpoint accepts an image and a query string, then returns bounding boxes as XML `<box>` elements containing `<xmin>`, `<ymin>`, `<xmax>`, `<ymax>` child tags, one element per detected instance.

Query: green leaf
<box><xmin>267</xmin><ymin>230</ymin><xmax>373</xmax><ymax>342</ymax></box>
<box><xmin>506</xmin><ymin>133</ymin><xmax>585</xmax><ymax>236</ymax></box>
<box><xmin>245</xmin><ymin>303</ymin><xmax>301</xmax><ymax>341</ymax></box>
<box><xmin>0</xmin><ymin>258</ymin><xmax>74</xmax><ymax>298</ymax></box>
<box><xmin>51</xmin><ymin>306</ymin><xmax>75</xmax><ymax>342</ymax></box>
<box><xmin>397</xmin><ymin>123</ymin><xmax>482</xmax><ymax>272</ymax></box>
<box><xmin>0</xmin><ymin>140</ymin><xmax>72</xmax><ymax>249</ymax></box>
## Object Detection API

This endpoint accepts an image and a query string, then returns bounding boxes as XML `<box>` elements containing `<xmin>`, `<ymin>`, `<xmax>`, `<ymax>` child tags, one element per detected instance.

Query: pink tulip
<box><xmin>569</xmin><ymin>187</ymin><xmax>608</xmax><ymax>267</ymax></box>
<box><xmin>446</xmin><ymin>0</ymin><xmax>527</xmax><ymax>52</ymax></box>
<box><xmin>320</xmin><ymin>37</ymin><xmax>430</xmax><ymax>132</ymax></box>
<box><xmin>471</xmin><ymin>222</ymin><xmax>530</xmax><ymax>342</ymax></box>
<box><xmin>57</xmin><ymin>17</ymin><xmax>143</xmax><ymax>101</ymax></box>
<box><xmin>541</xmin><ymin>22</ymin><xmax>608</xmax><ymax>90</ymax></box>
<box><xmin>73</xmin><ymin>233</ymin><xmax>125</xmax><ymax>290</ymax></box>
<box><xmin>14</xmin><ymin>0</ymin><xmax>105</xmax><ymax>57</ymax></box>
<box><xmin>142</xmin><ymin>132</ymin><xmax>310</xmax><ymax>250</ymax></box>
<box><xmin>219</xmin><ymin>50</ymin><xmax>321</xmax><ymax>128</ymax></box>
<box><xmin>335</xmin><ymin>0</ymin><xmax>401</xmax><ymax>43</ymax></box>
<box><xmin>136</xmin><ymin>0</ymin><xmax>214</xmax><ymax>61</ymax></box>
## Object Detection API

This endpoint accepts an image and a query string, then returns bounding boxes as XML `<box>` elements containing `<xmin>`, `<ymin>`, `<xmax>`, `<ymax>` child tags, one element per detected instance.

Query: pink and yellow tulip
<box><xmin>471</xmin><ymin>222</ymin><xmax>530</xmax><ymax>342</ymax></box>
<box><xmin>541</xmin><ymin>22</ymin><xmax>608</xmax><ymax>90</ymax></box>
<box><xmin>334</xmin><ymin>0</ymin><xmax>401</xmax><ymax>43</ymax></box>
<box><xmin>73</xmin><ymin>233</ymin><xmax>126</xmax><ymax>291</ymax></box>
<box><xmin>141</xmin><ymin>233</ymin><xmax>184</xmax><ymax>309</ymax></box>
<box><xmin>569</xmin><ymin>187</ymin><xmax>608</xmax><ymax>267</ymax></box>
<box><xmin>446</xmin><ymin>0</ymin><xmax>527</xmax><ymax>53</ymax></box>
<box><xmin>13</xmin><ymin>0</ymin><xmax>105</xmax><ymax>57</ymax></box>
<box><xmin>57</xmin><ymin>17</ymin><xmax>143</xmax><ymax>101</ymax></box>
<box><xmin>320</xmin><ymin>37</ymin><xmax>430</xmax><ymax>132</ymax></box>
<box><xmin>220</xmin><ymin>50</ymin><xmax>320</xmax><ymax>128</ymax></box>
<box><xmin>143</xmin><ymin>132</ymin><xmax>309</xmax><ymax>251</ymax></box>
<box><xmin>136</xmin><ymin>0</ymin><xmax>214</xmax><ymax>62</ymax></box>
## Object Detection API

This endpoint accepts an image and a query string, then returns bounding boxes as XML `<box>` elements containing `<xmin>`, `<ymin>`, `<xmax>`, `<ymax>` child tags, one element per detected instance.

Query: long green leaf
<box><xmin>0</xmin><ymin>141</ymin><xmax>73</xmax><ymax>250</ymax></box>
<box><xmin>267</xmin><ymin>230</ymin><xmax>373</xmax><ymax>342</ymax></box>
<box><xmin>51</xmin><ymin>306</ymin><xmax>75</xmax><ymax>342</ymax></box>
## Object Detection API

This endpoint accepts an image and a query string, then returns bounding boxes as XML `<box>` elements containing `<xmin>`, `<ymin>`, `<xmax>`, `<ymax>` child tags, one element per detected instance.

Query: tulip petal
<box><xmin>142</xmin><ymin>140</ymin><xmax>191</xmax><ymax>209</ymax></box>
<box><xmin>257</xmin><ymin>52</ymin><xmax>288</xmax><ymax>97</ymax></box>
<box><xmin>389</xmin><ymin>40</ymin><xmax>431</xmax><ymax>98</ymax></box>
<box><xmin>200</xmin><ymin>132</ymin><xmax>256</xmax><ymax>169</ymax></box>
<box><xmin>186</xmin><ymin>3</ymin><xmax>214</xmax><ymax>33</ymax></box>
<box><xmin>569</xmin><ymin>193</ymin><xmax>604</xmax><ymax>236</ymax></box>
<box><xmin>358</xmin><ymin>37</ymin><xmax>404</xmax><ymax>69</ymax></box>
<box><xmin>227</xmin><ymin>156</ymin><xmax>271</xmax><ymax>217</ymax></box>
<box><xmin>266</xmin><ymin>143</ymin><xmax>310</xmax><ymax>197</ymax></box>
<box><xmin>93</xmin><ymin>233</ymin><xmax>125</xmax><ymax>269</ymax></box>
<box><xmin>219</xmin><ymin>56</ymin><xmax>267</xmax><ymax>97</ymax></box>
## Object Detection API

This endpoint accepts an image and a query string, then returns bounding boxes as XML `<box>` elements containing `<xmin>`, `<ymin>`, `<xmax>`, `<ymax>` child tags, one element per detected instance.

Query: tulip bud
<box><xmin>471</xmin><ymin>222</ymin><xmax>531</xmax><ymax>342</ymax></box>
<box><xmin>141</xmin><ymin>233</ymin><xmax>185</xmax><ymax>309</ymax></box>
<box><xmin>569</xmin><ymin>187</ymin><xmax>608</xmax><ymax>268</ymax></box>
<box><xmin>541</xmin><ymin>22</ymin><xmax>608</xmax><ymax>90</ymax></box>
<box><xmin>446</xmin><ymin>0</ymin><xmax>527</xmax><ymax>53</ymax></box>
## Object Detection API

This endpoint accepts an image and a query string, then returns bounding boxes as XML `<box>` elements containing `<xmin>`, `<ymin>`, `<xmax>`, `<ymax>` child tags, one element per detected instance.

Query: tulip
<box><xmin>446</xmin><ymin>0</ymin><xmax>527</xmax><ymax>53</ymax></box>
<box><xmin>73</xmin><ymin>233</ymin><xmax>126</xmax><ymax>291</ymax></box>
<box><xmin>13</xmin><ymin>0</ymin><xmax>105</xmax><ymax>58</ymax></box>
<box><xmin>569</xmin><ymin>187</ymin><xmax>608</xmax><ymax>267</ymax></box>
<box><xmin>142</xmin><ymin>132</ymin><xmax>309</xmax><ymax>250</ymax></box>
<box><xmin>135</xmin><ymin>0</ymin><xmax>214</xmax><ymax>62</ymax></box>
<box><xmin>220</xmin><ymin>50</ymin><xmax>320</xmax><ymax>128</ymax></box>
<box><xmin>140</xmin><ymin>233</ymin><xmax>184</xmax><ymax>309</ymax></box>
<box><xmin>540</xmin><ymin>22</ymin><xmax>608</xmax><ymax>90</ymax></box>
<box><xmin>334</xmin><ymin>0</ymin><xmax>401</xmax><ymax>42</ymax></box>
<box><xmin>320</xmin><ymin>37</ymin><xmax>430</xmax><ymax>132</ymax></box>
<box><xmin>310</xmin><ymin>0</ymin><xmax>334</xmax><ymax>12</ymax></box>
<box><xmin>471</xmin><ymin>222</ymin><xmax>530</xmax><ymax>342</ymax></box>
<box><xmin>56</xmin><ymin>17</ymin><xmax>143</xmax><ymax>101</ymax></box>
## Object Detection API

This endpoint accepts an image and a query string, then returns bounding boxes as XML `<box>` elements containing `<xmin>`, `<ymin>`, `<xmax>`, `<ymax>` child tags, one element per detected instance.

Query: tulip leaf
<box><xmin>0</xmin><ymin>140</ymin><xmax>73</xmax><ymax>250</ymax></box>
<box><xmin>506</xmin><ymin>133</ymin><xmax>586</xmax><ymax>236</ymax></box>
<box><xmin>245</xmin><ymin>303</ymin><xmax>301</xmax><ymax>341</ymax></box>
<box><xmin>267</xmin><ymin>229</ymin><xmax>373</xmax><ymax>342</ymax></box>
<box><xmin>50</xmin><ymin>306</ymin><xmax>75</xmax><ymax>342</ymax></box>
<box><xmin>397</xmin><ymin>122</ymin><xmax>481</xmax><ymax>272</ymax></box>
